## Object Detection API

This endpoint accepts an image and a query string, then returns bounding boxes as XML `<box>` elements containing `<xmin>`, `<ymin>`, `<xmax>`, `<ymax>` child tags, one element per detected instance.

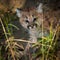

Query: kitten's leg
<box><xmin>24</xmin><ymin>42</ymin><xmax>33</xmax><ymax>60</ymax></box>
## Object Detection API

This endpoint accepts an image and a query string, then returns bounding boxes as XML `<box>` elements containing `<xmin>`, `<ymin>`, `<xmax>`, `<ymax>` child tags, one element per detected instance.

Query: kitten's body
<box><xmin>16</xmin><ymin>3</ymin><xmax>43</xmax><ymax>43</ymax></box>
<box><xmin>16</xmin><ymin>3</ymin><xmax>60</xmax><ymax>55</ymax></box>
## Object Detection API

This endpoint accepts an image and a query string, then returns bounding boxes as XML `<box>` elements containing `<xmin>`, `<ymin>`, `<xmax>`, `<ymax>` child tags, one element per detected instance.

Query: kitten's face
<box><xmin>18</xmin><ymin>10</ymin><xmax>43</xmax><ymax>31</ymax></box>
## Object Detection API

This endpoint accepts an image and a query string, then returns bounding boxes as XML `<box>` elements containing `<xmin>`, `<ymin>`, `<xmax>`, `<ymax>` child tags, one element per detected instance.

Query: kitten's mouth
<box><xmin>27</xmin><ymin>23</ymin><xmax>37</xmax><ymax>29</ymax></box>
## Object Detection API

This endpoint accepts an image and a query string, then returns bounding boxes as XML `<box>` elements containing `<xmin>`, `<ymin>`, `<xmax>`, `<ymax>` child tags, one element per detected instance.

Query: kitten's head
<box><xmin>16</xmin><ymin>3</ymin><xmax>43</xmax><ymax>30</ymax></box>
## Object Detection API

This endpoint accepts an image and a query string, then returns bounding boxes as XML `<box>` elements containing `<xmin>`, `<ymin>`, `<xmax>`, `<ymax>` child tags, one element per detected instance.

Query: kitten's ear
<box><xmin>36</xmin><ymin>3</ymin><xmax>43</xmax><ymax>13</ymax></box>
<box><xmin>16</xmin><ymin>8</ymin><xmax>22</xmax><ymax>17</ymax></box>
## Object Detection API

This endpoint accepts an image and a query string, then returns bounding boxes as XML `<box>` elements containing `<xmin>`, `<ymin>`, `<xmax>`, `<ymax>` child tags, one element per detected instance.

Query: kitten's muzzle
<box><xmin>27</xmin><ymin>23</ymin><xmax>37</xmax><ymax>29</ymax></box>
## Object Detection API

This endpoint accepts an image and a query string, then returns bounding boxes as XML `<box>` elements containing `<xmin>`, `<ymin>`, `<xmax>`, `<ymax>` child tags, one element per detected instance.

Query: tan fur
<box><xmin>0</xmin><ymin>0</ymin><xmax>26</xmax><ymax>12</ymax></box>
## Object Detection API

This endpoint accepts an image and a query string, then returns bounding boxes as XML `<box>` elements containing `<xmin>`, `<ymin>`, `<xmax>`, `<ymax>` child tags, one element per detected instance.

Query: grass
<box><xmin>0</xmin><ymin>11</ymin><xmax>24</xmax><ymax>60</ymax></box>
<box><xmin>32</xmin><ymin>20</ymin><xmax>60</xmax><ymax>60</ymax></box>
<box><xmin>0</xmin><ymin>10</ymin><xmax>60</xmax><ymax>60</ymax></box>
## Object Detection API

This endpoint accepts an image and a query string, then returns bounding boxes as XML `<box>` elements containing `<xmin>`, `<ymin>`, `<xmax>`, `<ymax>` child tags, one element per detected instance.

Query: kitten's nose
<box><xmin>27</xmin><ymin>23</ymin><xmax>37</xmax><ymax>29</ymax></box>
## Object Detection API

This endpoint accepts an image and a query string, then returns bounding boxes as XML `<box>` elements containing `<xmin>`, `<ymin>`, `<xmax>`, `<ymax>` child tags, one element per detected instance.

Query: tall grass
<box><xmin>32</xmin><ymin>19</ymin><xmax>60</xmax><ymax>60</ymax></box>
<box><xmin>0</xmin><ymin>10</ymin><xmax>60</xmax><ymax>60</ymax></box>
<box><xmin>0</xmin><ymin>11</ymin><xmax>24</xmax><ymax>60</ymax></box>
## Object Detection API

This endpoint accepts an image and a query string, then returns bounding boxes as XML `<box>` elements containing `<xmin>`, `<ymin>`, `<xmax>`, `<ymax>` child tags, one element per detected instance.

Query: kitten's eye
<box><xmin>33</xmin><ymin>18</ymin><xmax>37</xmax><ymax>22</ymax></box>
<box><xmin>25</xmin><ymin>20</ymin><xmax>29</xmax><ymax>23</ymax></box>
<box><xmin>32</xmin><ymin>15</ymin><xmax>34</xmax><ymax>17</ymax></box>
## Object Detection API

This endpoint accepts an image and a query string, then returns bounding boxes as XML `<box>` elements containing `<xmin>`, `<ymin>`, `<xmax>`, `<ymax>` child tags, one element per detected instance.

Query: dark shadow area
<box><xmin>12</xmin><ymin>20</ymin><xmax>29</xmax><ymax>40</ymax></box>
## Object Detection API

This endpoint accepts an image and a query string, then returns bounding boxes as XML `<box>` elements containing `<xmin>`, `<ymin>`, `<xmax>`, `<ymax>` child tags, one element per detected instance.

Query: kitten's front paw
<box><xmin>29</xmin><ymin>37</ymin><xmax>37</xmax><ymax>43</ymax></box>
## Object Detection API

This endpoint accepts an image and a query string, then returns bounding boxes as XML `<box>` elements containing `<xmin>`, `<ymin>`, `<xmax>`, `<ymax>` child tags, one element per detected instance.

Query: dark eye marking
<box><xmin>25</xmin><ymin>16</ymin><xmax>28</xmax><ymax>19</ymax></box>
<box><xmin>32</xmin><ymin>15</ymin><xmax>34</xmax><ymax>17</ymax></box>
<box><xmin>25</xmin><ymin>20</ymin><xmax>29</xmax><ymax>23</ymax></box>
<box><xmin>33</xmin><ymin>18</ymin><xmax>37</xmax><ymax>22</ymax></box>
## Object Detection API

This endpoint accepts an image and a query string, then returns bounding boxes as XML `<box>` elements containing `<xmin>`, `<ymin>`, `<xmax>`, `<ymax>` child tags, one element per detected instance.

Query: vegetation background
<box><xmin>0</xmin><ymin>0</ymin><xmax>60</xmax><ymax>60</ymax></box>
